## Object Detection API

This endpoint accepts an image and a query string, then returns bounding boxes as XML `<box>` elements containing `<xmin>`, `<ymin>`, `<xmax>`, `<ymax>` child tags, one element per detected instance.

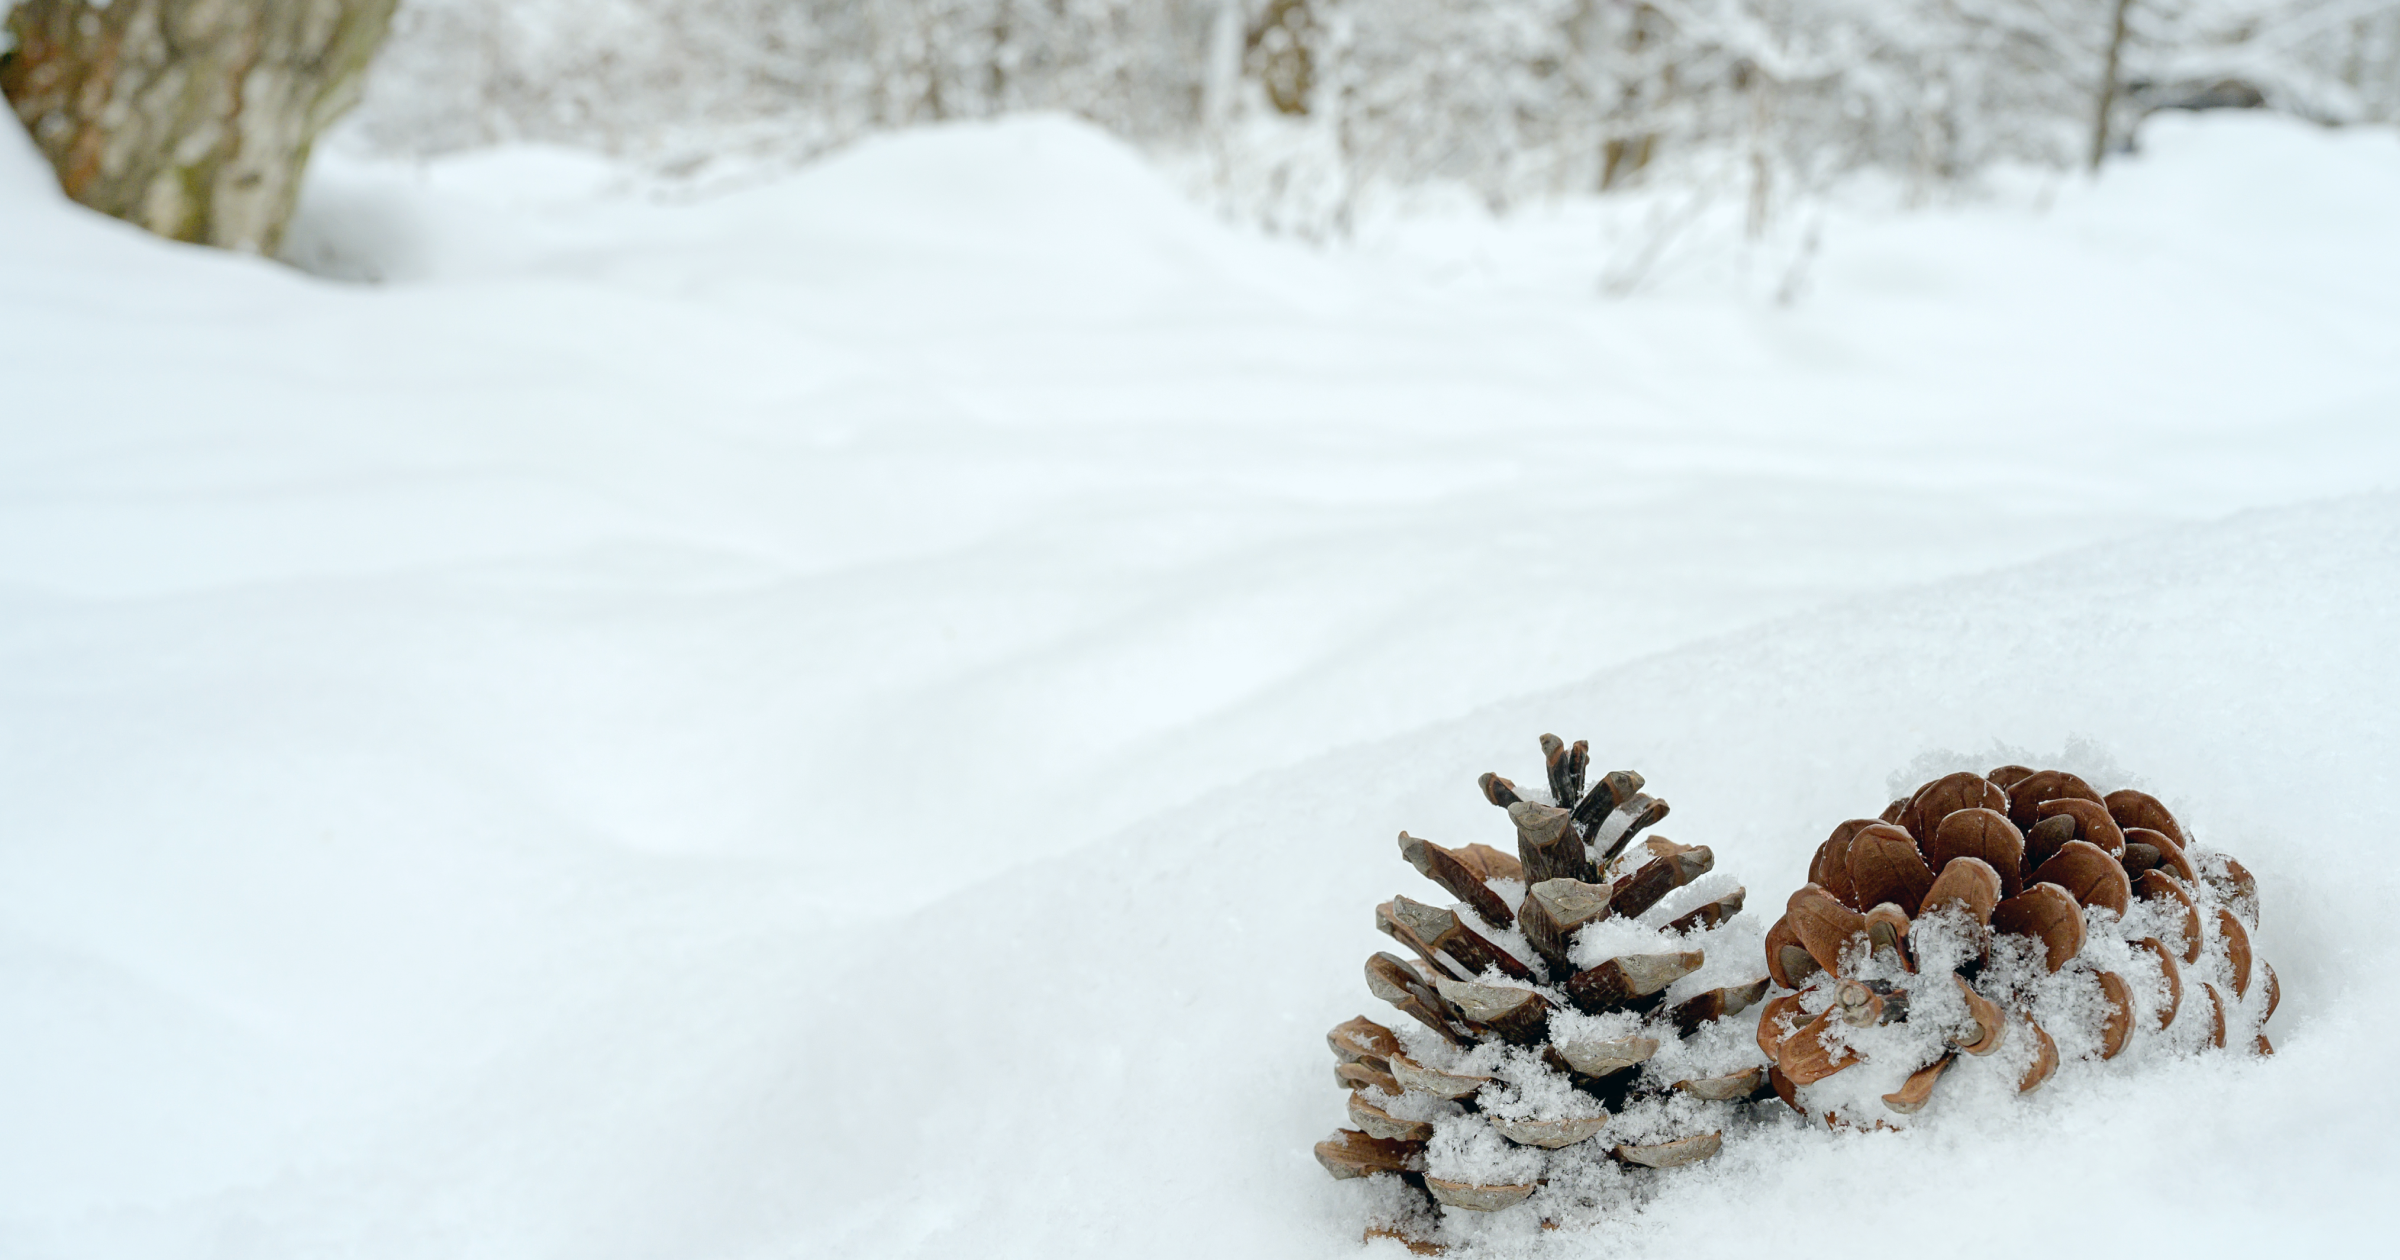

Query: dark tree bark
<box><xmin>2090</xmin><ymin>0</ymin><xmax>2137</xmax><ymax>170</ymax></box>
<box><xmin>2</xmin><ymin>0</ymin><xmax>397</xmax><ymax>253</ymax></box>
<box><xmin>1246</xmin><ymin>0</ymin><xmax>1314</xmax><ymax>115</ymax></box>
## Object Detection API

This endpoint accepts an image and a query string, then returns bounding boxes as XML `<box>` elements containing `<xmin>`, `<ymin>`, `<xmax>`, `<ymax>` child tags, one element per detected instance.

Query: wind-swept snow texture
<box><xmin>0</xmin><ymin>110</ymin><xmax>2395</xmax><ymax>1259</ymax></box>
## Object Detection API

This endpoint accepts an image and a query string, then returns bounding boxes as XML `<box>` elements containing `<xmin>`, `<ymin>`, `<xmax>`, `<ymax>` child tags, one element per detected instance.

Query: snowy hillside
<box><xmin>0</xmin><ymin>109</ymin><xmax>2394</xmax><ymax>1258</ymax></box>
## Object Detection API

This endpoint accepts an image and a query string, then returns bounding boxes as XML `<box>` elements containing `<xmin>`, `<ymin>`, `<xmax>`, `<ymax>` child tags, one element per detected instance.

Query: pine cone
<box><xmin>1317</xmin><ymin>736</ymin><xmax>1771</xmax><ymax>1248</ymax></box>
<box><xmin>1760</xmin><ymin>766</ymin><xmax>2277</xmax><ymax>1126</ymax></box>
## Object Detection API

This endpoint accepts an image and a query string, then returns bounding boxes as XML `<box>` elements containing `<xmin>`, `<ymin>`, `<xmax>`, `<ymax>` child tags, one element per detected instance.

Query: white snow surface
<box><xmin>1</xmin><ymin>110</ymin><xmax>2396</xmax><ymax>1257</ymax></box>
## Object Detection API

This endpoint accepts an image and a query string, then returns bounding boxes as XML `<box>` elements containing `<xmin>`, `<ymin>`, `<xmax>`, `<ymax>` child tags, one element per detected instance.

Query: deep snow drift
<box><xmin>0</xmin><ymin>111</ymin><xmax>2394</xmax><ymax>1258</ymax></box>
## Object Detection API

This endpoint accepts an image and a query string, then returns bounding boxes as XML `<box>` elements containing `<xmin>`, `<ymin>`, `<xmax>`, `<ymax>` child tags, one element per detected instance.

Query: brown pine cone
<box><xmin>1317</xmin><ymin>735</ymin><xmax>1774</xmax><ymax>1249</ymax></box>
<box><xmin>1759</xmin><ymin>766</ymin><xmax>2276</xmax><ymax>1127</ymax></box>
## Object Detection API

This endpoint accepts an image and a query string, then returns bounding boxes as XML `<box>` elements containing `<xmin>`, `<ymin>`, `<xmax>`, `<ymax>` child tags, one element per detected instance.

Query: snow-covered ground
<box><xmin>1</xmin><ymin>110</ymin><xmax>2394</xmax><ymax>1258</ymax></box>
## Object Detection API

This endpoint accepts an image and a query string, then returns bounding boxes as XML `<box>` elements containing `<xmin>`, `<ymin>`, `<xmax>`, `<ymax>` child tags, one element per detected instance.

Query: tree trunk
<box><xmin>2</xmin><ymin>0</ymin><xmax>397</xmax><ymax>254</ymax></box>
<box><xmin>1246</xmin><ymin>0</ymin><xmax>1315</xmax><ymax>116</ymax></box>
<box><xmin>2090</xmin><ymin>0</ymin><xmax>2136</xmax><ymax>171</ymax></box>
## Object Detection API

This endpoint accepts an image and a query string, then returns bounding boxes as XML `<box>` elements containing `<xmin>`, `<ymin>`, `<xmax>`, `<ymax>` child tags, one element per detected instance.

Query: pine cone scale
<box><xmin>1321</xmin><ymin>737</ymin><xmax>1761</xmax><ymax>1242</ymax></box>
<box><xmin>1763</xmin><ymin>762</ymin><xmax>2276</xmax><ymax>1128</ymax></box>
<box><xmin>1320</xmin><ymin>747</ymin><xmax>2277</xmax><ymax>1243</ymax></box>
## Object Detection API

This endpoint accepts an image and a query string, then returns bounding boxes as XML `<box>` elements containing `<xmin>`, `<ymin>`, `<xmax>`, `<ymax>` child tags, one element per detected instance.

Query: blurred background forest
<box><xmin>351</xmin><ymin>0</ymin><xmax>2400</xmax><ymax>233</ymax></box>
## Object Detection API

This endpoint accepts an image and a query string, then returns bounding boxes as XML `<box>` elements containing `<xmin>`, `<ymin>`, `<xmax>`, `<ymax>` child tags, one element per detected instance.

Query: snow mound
<box><xmin>283</xmin><ymin>114</ymin><xmax>1321</xmax><ymax>312</ymax></box>
<box><xmin>779</xmin><ymin>492</ymin><xmax>2396</xmax><ymax>1260</ymax></box>
<box><xmin>2</xmin><ymin>108</ymin><xmax>2395</xmax><ymax>1260</ymax></box>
